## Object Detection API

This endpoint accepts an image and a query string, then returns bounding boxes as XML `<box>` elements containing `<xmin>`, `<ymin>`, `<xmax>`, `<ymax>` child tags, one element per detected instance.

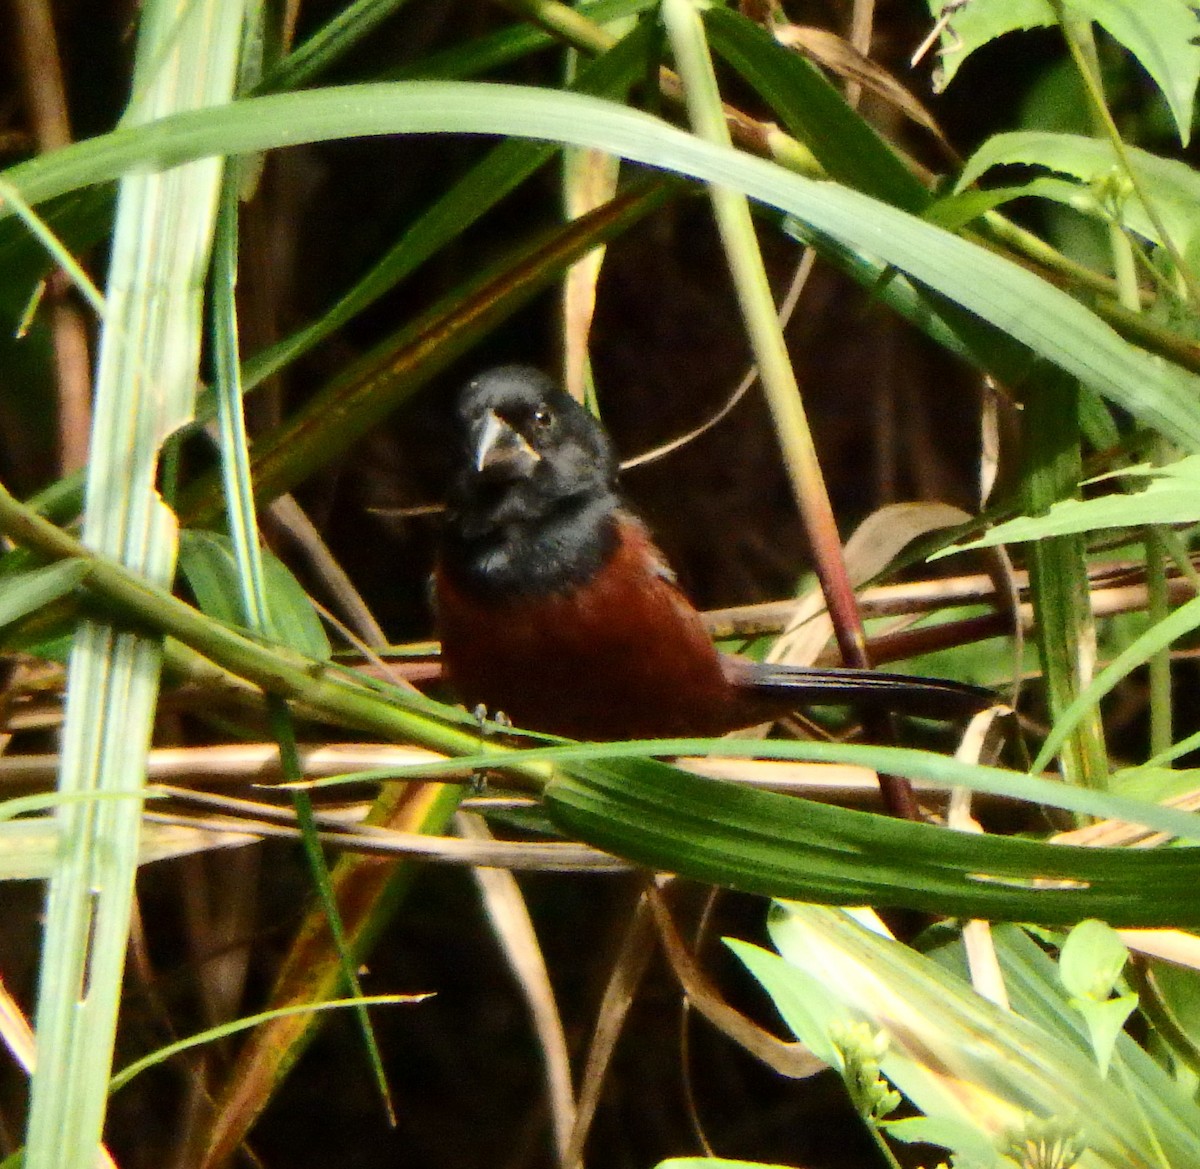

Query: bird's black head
<box><xmin>442</xmin><ymin>366</ymin><xmax>621</xmax><ymax>596</ymax></box>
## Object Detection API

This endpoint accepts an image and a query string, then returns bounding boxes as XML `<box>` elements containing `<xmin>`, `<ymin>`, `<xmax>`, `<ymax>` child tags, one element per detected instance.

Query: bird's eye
<box><xmin>531</xmin><ymin>404</ymin><xmax>553</xmax><ymax>428</ymax></box>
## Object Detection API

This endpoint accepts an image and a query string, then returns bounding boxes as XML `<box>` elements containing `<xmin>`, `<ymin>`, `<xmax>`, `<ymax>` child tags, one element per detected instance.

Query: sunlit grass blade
<box><xmin>22</xmin><ymin>4</ymin><xmax>249</xmax><ymax>1168</ymax></box>
<box><xmin>732</xmin><ymin>904</ymin><xmax>1200</xmax><ymax>1167</ymax></box>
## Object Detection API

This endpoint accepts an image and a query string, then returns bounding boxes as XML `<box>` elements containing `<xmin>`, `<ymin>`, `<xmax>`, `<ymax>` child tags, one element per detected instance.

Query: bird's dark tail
<box><xmin>721</xmin><ymin>655</ymin><xmax>995</xmax><ymax>721</ymax></box>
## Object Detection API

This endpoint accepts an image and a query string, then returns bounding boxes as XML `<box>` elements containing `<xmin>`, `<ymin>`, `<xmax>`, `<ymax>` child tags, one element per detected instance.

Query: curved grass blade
<box><xmin>544</xmin><ymin>754</ymin><xmax>1200</xmax><ymax>926</ymax></box>
<box><xmin>3</xmin><ymin>83</ymin><xmax>1198</xmax><ymax>448</ymax></box>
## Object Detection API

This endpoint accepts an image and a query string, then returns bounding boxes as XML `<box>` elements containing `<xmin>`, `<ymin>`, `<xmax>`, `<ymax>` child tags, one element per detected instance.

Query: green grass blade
<box><xmin>3</xmin><ymin>83</ymin><xmax>1198</xmax><ymax>447</ymax></box>
<box><xmin>1021</xmin><ymin>373</ymin><xmax>1108</xmax><ymax>788</ymax></box>
<box><xmin>704</xmin><ymin>6</ymin><xmax>928</xmax><ymax>210</ymax></box>
<box><xmin>544</xmin><ymin>754</ymin><xmax>1200</xmax><ymax>925</ymax></box>
<box><xmin>22</xmin><ymin>4</ymin><xmax>248</xmax><ymax>1168</ymax></box>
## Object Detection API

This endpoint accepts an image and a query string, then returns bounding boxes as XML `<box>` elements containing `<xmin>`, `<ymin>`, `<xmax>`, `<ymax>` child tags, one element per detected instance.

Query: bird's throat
<box><xmin>444</xmin><ymin>493</ymin><xmax>620</xmax><ymax>600</ymax></box>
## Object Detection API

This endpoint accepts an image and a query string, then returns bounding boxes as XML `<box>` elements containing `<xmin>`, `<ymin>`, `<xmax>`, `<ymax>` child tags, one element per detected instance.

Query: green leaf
<box><xmin>927</xmin><ymin>923</ymin><xmax>1200</xmax><ymax>1160</ymax></box>
<box><xmin>1142</xmin><ymin>959</ymin><xmax>1200</xmax><ymax>1076</ymax></box>
<box><xmin>1021</xmin><ymin>372</ymin><xmax>1108</xmax><ymax>788</ymax></box>
<box><xmin>942</xmin><ymin>456</ymin><xmax>1200</xmax><ymax>550</ymax></box>
<box><xmin>1032</xmin><ymin>592</ymin><xmax>1200</xmax><ymax>773</ymax></box>
<box><xmin>177</xmin><ymin>528</ymin><xmax>330</xmax><ymax>660</ymax></box>
<box><xmin>108</xmin><ymin>993</ymin><xmax>425</xmax><ymax>1095</ymax></box>
<box><xmin>0</xmin><ymin>559</ymin><xmax>88</xmax><ymax>630</ymax></box>
<box><xmin>934</xmin><ymin>0</ymin><xmax>1200</xmax><ymax>145</ymax></box>
<box><xmin>246</xmin><ymin>27</ymin><xmax>653</xmax><ymax>393</ymax></box>
<box><xmin>1073</xmin><ymin>0</ymin><xmax>1200</xmax><ymax>146</ymax></box>
<box><xmin>746</xmin><ymin>904</ymin><xmax>1181</xmax><ymax>1165</ymax></box>
<box><xmin>22</xmin><ymin>4</ymin><xmax>250</xmax><ymax>1167</ymax></box>
<box><xmin>1059</xmin><ymin>919</ymin><xmax>1129</xmax><ymax>1001</ymax></box>
<box><xmin>957</xmin><ymin>131</ymin><xmax>1200</xmax><ymax>254</ymax></box>
<box><xmin>400</xmin><ymin>734</ymin><xmax>1200</xmax><ymax>839</ymax></box>
<box><xmin>930</xmin><ymin>0</ymin><xmax>1055</xmax><ymax>92</ymax></box>
<box><xmin>705</xmin><ymin>7</ymin><xmax>928</xmax><ymax>211</ymax></box>
<box><xmin>1071</xmin><ymin>994</ymin><xmax>1138</xmax><ymax>1076</ymax></box>
<box><xmin>882</xmin><ymin>1116</ymin><xmax>1005</xmax><ymax>1168</ymax></box>
<box><xmin>724</xmin><ymin>939</ymin><xmax>846</xmax><ymax>1069</ymax></box>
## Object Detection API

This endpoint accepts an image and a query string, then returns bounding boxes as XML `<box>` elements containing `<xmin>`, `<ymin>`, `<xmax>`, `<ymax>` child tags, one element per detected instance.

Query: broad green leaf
<box><xmin>929</xmin><ymin>924</ymin><xmax>1200</xmax><ymax>1156</ymax></box>
<box><xmin>177</xmin><ymin>529</ymin><xmax>331</xmax><ymax>660</ymax></box>
<box><xmin>378</xmin><ymin>734</ymin><xmax>1200</xmax><ymax>839</ymax></box>
<box><xmin>933</xmin><ymin>0</ymin><xmax>1200</xmax><ymax>144</ymax></box>
<box><xmin>957</xmin><ymin>131</ymin><xmax>1200</xmax><ymax>255</ymax></box>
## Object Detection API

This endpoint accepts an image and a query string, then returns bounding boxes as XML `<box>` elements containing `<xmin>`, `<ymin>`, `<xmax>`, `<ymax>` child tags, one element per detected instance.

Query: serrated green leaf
<box><xmin>931</xmin><ymin>0</ymin><xmax>1055</xmax><ymax>92</ymax></box>
<box><xmin>934</xmin><ymin>0</ymin><xmax>1200</xmax><ymax>145</ymax></box>
<box><xmin>957</xmin><ymin>131</ymin><xmax>1200</xmax><ymax>255</ymax></box>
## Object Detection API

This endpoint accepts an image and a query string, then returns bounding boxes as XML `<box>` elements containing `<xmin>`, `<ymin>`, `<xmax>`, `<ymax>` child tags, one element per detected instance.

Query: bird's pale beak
<box><xmin>474</xmin><ymin>410</ymin><xmax>541</xmax><ymax>480</ymax></box>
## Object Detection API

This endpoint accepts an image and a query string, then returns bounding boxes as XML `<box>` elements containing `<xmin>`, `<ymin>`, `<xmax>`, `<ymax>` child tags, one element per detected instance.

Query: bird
<box><xmin>433</xmin><ymin>365</ymin><xmax>991</xmax><ymax>741</ymax></box>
